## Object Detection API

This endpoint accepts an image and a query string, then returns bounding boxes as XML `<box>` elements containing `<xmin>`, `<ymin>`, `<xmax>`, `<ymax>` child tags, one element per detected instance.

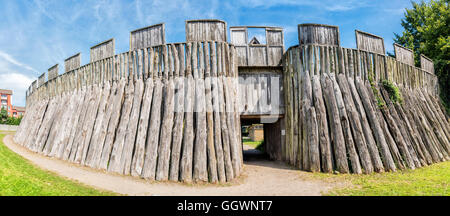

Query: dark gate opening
<box><xmin>240</xmin><ymin>117</ymin><xmax>284</xmax><ymax>162</ymax></box>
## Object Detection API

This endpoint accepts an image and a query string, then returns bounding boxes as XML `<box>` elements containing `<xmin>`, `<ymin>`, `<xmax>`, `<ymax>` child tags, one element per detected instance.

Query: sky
<box><xmin>0</xmin><ymin>0</ymin><xmax>423</xmax><ymax>107</ymax></box>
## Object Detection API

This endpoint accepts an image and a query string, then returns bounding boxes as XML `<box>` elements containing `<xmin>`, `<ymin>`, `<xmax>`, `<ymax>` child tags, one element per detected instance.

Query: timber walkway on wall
<box><xmin>15</xmin><ymin>19</ymin><xmax>449</xmax><ymax>183</ymax></box>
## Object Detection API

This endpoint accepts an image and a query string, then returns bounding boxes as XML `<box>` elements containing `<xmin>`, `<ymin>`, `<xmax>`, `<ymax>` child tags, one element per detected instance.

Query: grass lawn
<box><xmin>314</xmin><ymin>161</ymin><xmax>450</xmax><ymax>196</ymax></box>
<box><xmin>0</xmin><ymin>133</ymin><xmax>116</xmax><ymax>196</ymax></box>
<box><xmin>242</xmin><ymin>138</ymin><xmax>263</xmax><ymax>148</ymax></box>
<box><xmin>242</xmin><ymin>138</ymin><xmax>264</xmax><ymax>152</ymax></box>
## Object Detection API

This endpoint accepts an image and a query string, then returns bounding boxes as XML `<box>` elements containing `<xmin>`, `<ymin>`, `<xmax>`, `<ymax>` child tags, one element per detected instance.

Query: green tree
<box><xmin>15</xmin><ymin>115</ymin><xmax>23</xmax><ymax>125</ymax></box>
<box><xmin>393</xmin><ymin>0</ymin><xmax>449</xmax><ymax>113</ymax></box>
<box><xmin>6</xmin><ymin>117</ymin><xmax>14</xmax><ymax>125</ymax></box>
<box><xmin>0</xmin><ymin>107</ymin><xmax>7</xmax><ymax>124</ymax></box>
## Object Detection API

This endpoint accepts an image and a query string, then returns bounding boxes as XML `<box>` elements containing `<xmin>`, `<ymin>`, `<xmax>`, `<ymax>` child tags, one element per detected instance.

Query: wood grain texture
<box><xmin>130</xmin><ymin>23</ymin><xmax>165</xmax><ymax>50</ymax></box>
<box><xmin>20</xmin><ymin>26</ymin><xmax>445</xmax><ymax>181</ymax></box>
<box><xmin>90</xmin><ymin>38</ymin><xmax>114</xmax><ymax>62</ymax></box>
<box><xmin>186</xmin><ymin>20</ymin><xmax>227</xmax><ymax>42</ymax></box>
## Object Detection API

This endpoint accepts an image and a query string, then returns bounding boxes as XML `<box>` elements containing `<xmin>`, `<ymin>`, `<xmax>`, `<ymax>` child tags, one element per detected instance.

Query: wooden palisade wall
<box><xmin>186</xmin><ymin>20</ymin><xmax>227</xmax><ymax>42</ymax></box>
<box><xmin>16</xmin><ymin>20</ymin><xmax>448</xmax><ymax>181</ymax></box>
<box><xmin>394</xmin><ymin>43</ymin><xmax>414</xmax><ymax>66</ymax></box>
<box><xmin>281</xmin><ymin>25</ymin><xmax>448</xmax><ymax>174</ymax></box>
<box><xmin>298</xmin><ymin>24</ymin><xmax>340</xmax><ymax>46</ymax></box>
<box><xmin>15</xmin><ymin>20</ymin><xmax>242</xmax><ymax>183</ymax></box>
<box><xmin>130</xmin><ymin>23</ymin><xmax>165</xmax><ymax>50</ymax></box>
<box><xmin>47</xmin><ymin>64</ymin><xmax>59</xmax><ymax>81</ymax></box>
<box><xmin>238</xmin><ymin>67</ymin><xmax>284</xmax><ymax>116</ymax></box>
<box><xmin>421</xmin><ymin>54</ymin><xmax>434</xmax><ymax>74</ymax></box>
<box><xmin>230</xmin><ymin>26</ymin><xmax>284</xmax><ymax>66</ymax></box>
<box><xmin>90</xmin><ymin>38</ymin><xmax>115</xmax><ymax>62</ymax></box>
<box><xmin>356</xmin><ymin>30</ymin><xmax>385</xmax><ymax>55</ymax></box>
<box><xmin>64</xmin><ymin>53</ymin><xmax>81</xmax><ymax>73</ymax></box>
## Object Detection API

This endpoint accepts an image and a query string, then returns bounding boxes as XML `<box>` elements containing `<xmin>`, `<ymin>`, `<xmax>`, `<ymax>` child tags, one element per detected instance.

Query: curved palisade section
<box><xmin>14</xmin><ymin>21</ymin><xmax>449</xmax><ymax>180</ymax></box>
<box><xmin>15</xmin><ymin>41</ymin><xmax>242</xmax><ymax>183</ymax></box>
<box><xmin>280</xmin><ymin>25</ymin><xmax>448</xmax><ymax>173</ymax></box>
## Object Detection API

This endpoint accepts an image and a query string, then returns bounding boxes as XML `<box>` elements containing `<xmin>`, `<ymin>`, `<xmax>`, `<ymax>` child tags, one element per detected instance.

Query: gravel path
<box><xmin>4</xmin><ymin>135</ymin><xmax>336</xmax><ymax>196</ymax></box>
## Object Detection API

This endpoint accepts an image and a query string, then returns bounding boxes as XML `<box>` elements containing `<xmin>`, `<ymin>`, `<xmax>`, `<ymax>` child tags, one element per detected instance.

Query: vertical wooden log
<box><xmin>169</xmin><ymin>44</ymin><xmax>186</xmax><ymax>181</ymax></box>
<box><xmin>307</xmin><ymin>107</ymin><xmax>320</xmax><ymax>172</ymax></box>
<box><xmin>180</xmin><ymin>43</ymin><xmax>195</xmax><ymax>182</ymax></box>
<box><xmin>347</xmin><ymin>77</ymin><xmax>384</xmax><ymax>172</ymax></box>
<box><xmin>121</xmin><ymin>68</ymin><xmax>145</xmax><ymax>175</ymax></box>
<box><xmin>283</xmin><ymin>49</ymin><xmax>292</xmax><ymax>165</ymax></box>
<box><xmin>301</xmin><ymin>65</ymin><xmax>312</xmax><ymax>171</ymax></box>
<box><xmin>156</xmin><ymin>66</ymin><xmax>175</xmax><ymax>181</ymax></box>
<box><xmin>224</xmin><ymin>43</ymin><xmax>241</xmax><ymax>177</ymax></box>
<box><xmin>217</xmin><ymin>43</ymin><xmax>234</xmax><ymax>181</ymax></box>
<box><xmin>108</xmin><ymin>79</ymin><xmax>135</xmax><ymax>173</ymax></box>
<box><xmin>395</xmin><ymin>99</ymin><xmax>432</xmax><ymax>165</ymax></box>
<box><xmin>379</xmin><ymin>87</ymin><xmax>419</xmax><ymax>169</ymax></box>
<box><xmin>338</xmin><ymin>48</ymin><xmax>345</xmax><ymax>75</ymax></box>
<box><xmin>141</xmin><ymin>79</ymin><xmax>163</xmax><ymax>180</ymax></box>
<box><xmin>85</xmin><ymin>81</ymin><xmax>112</xmax><ymax>167</ymax></box>
<box><xmin>372</xmin><ymin>89</ymin><xmax>406</xmax><ymax>170</ymax></box>
<box><xmin>402</xmin><ymin>89</ymin><xmax>442</xmax><ymax>162</ymax></box>
<box><xmin>321</xmin><ymin>73</ymin><xmax>349</xmax><ymax>173</ymax></box>
<box><xmin>231</xmin><ymin>45</ymin><xmax>243</xmax><ymax>168</ymax></box>
<box><xmin>44</xmin><ymin>90</ymin><xmax>70</xmax><ymax>156</ymax></box>
<box><xmin>416</xmin><ymin>91</ymin><xmax>449</xmax><ymax>155</ymax></box>
<box><xmin>131</xmin><ymin>77</ymin><xmax>154</xmax><ymax>176</ymax></box>
<box><xmin>210</xmin><ymin>42</ymin><xmax>227</xmax><ymax>182</ymax></box>
<box><xmin>192</xmin><ymin>42</ymin><xmax>208</xmax><ymax>182</ymax></box>
<box><xmin>292</xmin><ymin>48</ymin><xmax>299</xmax><ymax>166</ymax></box>
<box><xmin>348</xmin><ymin>49</ymin><xmax>354</xmax><ymax>78</ymax></box>
<box><xmin>355</xmin><ymin>77</ymin><xmax>396</xmax><ymax>171</ymax></box>
<box><xmin>337</xmin><ymin>74</ymin><xmax>374</xmax><ymax>173</ymax></box>
<box><xmin>312</xmin><ymin>75</ymin><xmax>332</xmax><ymax>173</ymax></box>
<box><xmin>295</xmin><ymin>47</ymin><xmax>303</xmax><ymax>168</ymax></box>
<box><xmin>77</xmin><ymin>82</ymin><xmax>102</xmax><ymax>164</ymax></box>
<box><xmin>104</xmin><ymin>60</ymin><xmax>126</xmax><ymax>164</ymax></box>
<box><xmin>331</xmin><ymin>74</ymin><xmax>362</xmax><ymax>174</ymax></box>
<box><xmin>68</xmin><ymin>84</ymin><xmax>92</xmax><ymax>162</ymax></box>
<box><xmin>62</xmin><ymin>79</ymin><xmax>87</xmax><ymax>160</ymax></box>
<box><xmin>204</xmin><ymin>42</ymin><xmax>218</xmax><ymax>183</ymax></box>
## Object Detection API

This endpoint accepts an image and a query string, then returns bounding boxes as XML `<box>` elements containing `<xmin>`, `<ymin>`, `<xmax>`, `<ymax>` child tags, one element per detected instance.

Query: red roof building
<box><xmin>0</xmin><ymin>89</ymin><xmax>25</xmax><ymax>117</ymax></box>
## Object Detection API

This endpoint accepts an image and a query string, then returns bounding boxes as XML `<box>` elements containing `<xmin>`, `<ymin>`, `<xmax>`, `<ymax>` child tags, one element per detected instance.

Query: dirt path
<box><xmin>3</xmin><ymin>135</ymin><xmax>337</xmax><ymax>196</ymax></box>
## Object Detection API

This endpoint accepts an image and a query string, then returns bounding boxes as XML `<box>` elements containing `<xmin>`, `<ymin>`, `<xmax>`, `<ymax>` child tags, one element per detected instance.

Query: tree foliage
<box><xmin>0</xmin><ymin>107</ymin><xmax>7</xmax><ymax>123</ymax></box>
<box><xmin>0</xmin><ymin>107</ymin><xmax>22</xmax><ymax>125</ymax></box>
<box><xmin>394</xmin><ymin>0</ymin><xmax>449</xmax><ymax>113</ymax></box>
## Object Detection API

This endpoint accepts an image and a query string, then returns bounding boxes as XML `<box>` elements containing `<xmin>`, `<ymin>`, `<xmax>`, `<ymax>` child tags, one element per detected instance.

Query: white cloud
<box><xmin>0</xmin><ymin>51</ymin><xmax>37</xmax><ymax>106</ymax></box>
<box><xmin>0</xmin><ymin>72</ymin><xmax>35</xmax><ymax>107</ymax></box>
<box><xmin>0</xmin><ymin>51</ymin><xmax>39</xmax><ymax>74</ymax></box>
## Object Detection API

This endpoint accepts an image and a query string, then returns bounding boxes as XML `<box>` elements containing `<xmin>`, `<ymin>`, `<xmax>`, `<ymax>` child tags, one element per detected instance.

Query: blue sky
<box><xmin>0</xmin><ymin>0</ymin><xmax>422</xmax><ymax>106</ymax></box>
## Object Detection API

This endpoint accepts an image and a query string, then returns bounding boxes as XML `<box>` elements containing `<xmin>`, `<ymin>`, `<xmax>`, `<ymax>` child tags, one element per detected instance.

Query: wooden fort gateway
<box><xmin>17</xmin><ymin>19</ymin><xmax>448</xmax><ymax>182</ymax></box>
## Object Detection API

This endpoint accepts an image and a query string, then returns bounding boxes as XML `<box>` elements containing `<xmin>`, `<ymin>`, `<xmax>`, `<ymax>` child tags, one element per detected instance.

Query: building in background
<box><xmin>0</xmin><ymin>89</ymin><xmax>13</xmax><ymax>116</ymax></box>
<box><xmin>0</xmin><ymin>89</ymin><xmax>25</xmax><ymax>117</ymax></box>
<box><xmin>248</xmin><ymin>124</ymin><xmax>264</xmax><ymax>142</ymax></box>
<box><xmin>12</xmin><ymin>106</ymin><xmax>25</xmax><ymax>117</ymax></box>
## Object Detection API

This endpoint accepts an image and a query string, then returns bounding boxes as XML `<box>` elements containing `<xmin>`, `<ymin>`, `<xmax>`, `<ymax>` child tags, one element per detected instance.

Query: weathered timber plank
<box><xmin>108</xmin><ymin>80</ymin><xmax>135</xmax><ymax>173</ymax></box>
<box><xmin>331</xmin><ymin>74</ymin><xmax>361</xmax><ymax>174</ymax></box>
<box><xmin>210</xmin><ymin>42</ymin><xmax>226</xmax><ymax>182</ymax></box>
<box><xmin>141</xmin><ymin>79</ymin><xmax>163</xmax><ymax>180</ymax></box>
<box><xmin>204</xmin><ymin>42</ymin><xmax>219</xmax><ymax>183</ymax></box>
<box><xmin>156</xmin><ymin>78</ymin><xmax>175</xmax><ymax>181</ymax></box>
<box><xmin>121</xmin><ymin>78</ymin><xmax>144</xmax><ymax>175</ymax></box>
<box><xmin>311</xmin><ymin>75</ymin><xmax>332</xmax><ymax>173</ymax></box>
<box><xmin>131</xmin><ymin>78</ymin><xmax>154</xmax><ymax>177</ymax></box>
<box><xmin>85</xmin><ymin>82</ymin><xmax>112</xmax><ymax>167</ymax></box>
<box><xmin>321</xmin><ymin>74</ymin><xmax>349</xmax><ymax>173</ymax></box>
<box><xmin>98</xmin><ymin>79</ymin><xmax>126</xmax><ymax>169</ymax></box>
<box><xmin>347</xmin><ymin>77</ymin><xmax>384</xmax><ymax>172</ymax></box>
<box><xmin>355</xmin><ymin>78</ymin><xmax>396</xmax><ymax>171</ymax></box>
